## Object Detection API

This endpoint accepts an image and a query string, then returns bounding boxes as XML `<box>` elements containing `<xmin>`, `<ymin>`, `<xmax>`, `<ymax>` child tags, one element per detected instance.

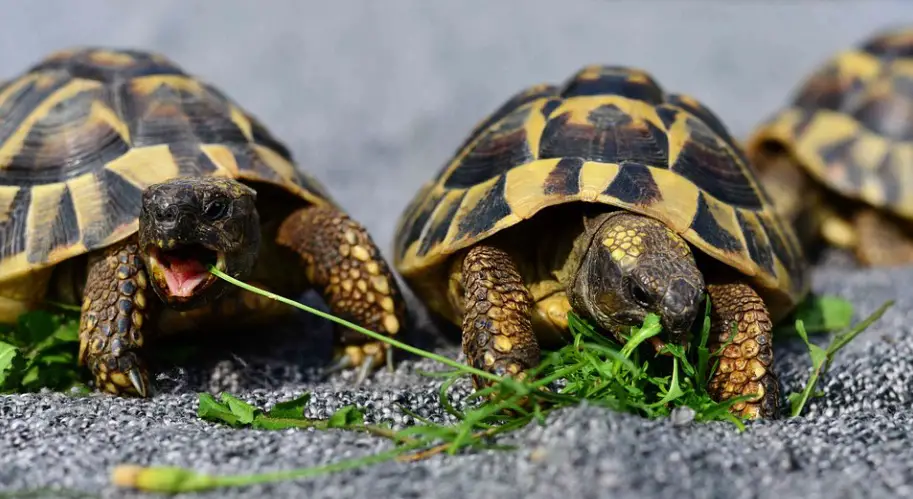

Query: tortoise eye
<box><xmin>627</xmin><ymin>279</ymin><xmax>652</xmax><ymax>308</ymax></box>
<box><xmin>204</xmin><ymin>199</ymin><xmax>228</xmax><ymax>220</ymax></box>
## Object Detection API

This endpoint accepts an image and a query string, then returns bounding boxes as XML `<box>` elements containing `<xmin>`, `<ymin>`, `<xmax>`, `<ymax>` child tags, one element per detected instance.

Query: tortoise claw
<box><xmin>355</xmin><ymin>355</ymin><xmax>376</xmax><ymax>385</ymax></box>
<box><xmin>129</xmin><ymin>368</ymin><xmax>149</xmax><ymax>398</ymax></box>
<box><xmin>322</xmin><ymin>356</ymin><xmax>355</xmax><ymax>379</ymax></box>
<box><xmin>324</xmin><ymin>342</ymin><xmax>389</xmax><ymax>382</ymax></box>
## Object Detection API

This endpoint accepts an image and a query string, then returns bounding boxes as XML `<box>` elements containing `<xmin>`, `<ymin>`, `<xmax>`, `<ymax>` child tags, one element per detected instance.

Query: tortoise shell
<box><xmin>394</xmin><ymin>65</ymin><xmax>808</xmax><ymax>319</ymax></box>
<box><xmin>746</xmin><ymin>26</ymin><xmax>913</xmax><ymax>220</ymax></box>
<box><xmin>0</xmin><ymin>47</ymin><xmax>335</xmax><ymax>283</ymax></box>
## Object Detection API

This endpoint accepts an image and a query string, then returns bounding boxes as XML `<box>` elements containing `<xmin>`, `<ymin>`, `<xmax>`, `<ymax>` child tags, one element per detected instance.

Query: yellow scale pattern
<box><xmin>602</xmin><ymin>222</ymin><xmax>689</xmax><ymax>264</ymax></box>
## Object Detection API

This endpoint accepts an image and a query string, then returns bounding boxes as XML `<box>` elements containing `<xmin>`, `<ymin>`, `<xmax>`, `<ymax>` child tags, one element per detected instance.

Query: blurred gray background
<box><xmin>2</xmin><ymin>0</ymin><xmax>908</xmax><ymax>259</ymax></box>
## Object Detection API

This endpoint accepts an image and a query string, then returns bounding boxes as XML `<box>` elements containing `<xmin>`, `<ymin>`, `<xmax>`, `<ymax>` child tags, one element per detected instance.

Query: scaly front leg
<box><xmin>277</xmin><ymin>205</ymin><xmax>406</xmax><ymax>381</ymax></box>
<box><xmin>706</xmin><ymin>280</ymin><xmax>780</xmax><ymax>419</ymax></box>
<box><xmin>78</xmin><ymin>237</ymin><xmax>156</xmax><ymax>397</ymax></box>
<box><xmin>459</xmin><ymin>245</ymin><xmax>540</xmax><ymax>389</ymax></box>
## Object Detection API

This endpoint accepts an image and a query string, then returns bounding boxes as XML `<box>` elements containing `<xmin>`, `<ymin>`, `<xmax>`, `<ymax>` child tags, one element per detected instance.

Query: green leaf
<box><xmin>15</xmin><ymin>311</ymin><xmax>57</xmax><ymax>345</ymax></box>
<box><xmin>197</xmin><ymin>393</ymin><xmax>244</xmax><ymax>427</ymax></box>
<box><xmin>251</xmin><ymin>416</ymin><xmax>310</xmax><ymax>431</ymax></box>
<box><xmin>648</xmin><ymin>358</ymin><xmax>685</xmax><ymax>407</ymax></box>
<box><xmin>0</xmin><ymin>341</ymin><xmax>20</xmax><ymax>388</ymax></box>
<box><xmin>787</xmin><ymin>299</ymin><xmax>893</xmax><ymax>417</ymax></box>
<box><xmin>266</xmin><ymin>394</ymin><xmax>311</xmax><ymax>419</ymax></box>
<box><xmin>789</xmin><ymin>319</ymin><xmax>828</xmax><ymax>418</ymax></box>
<box><xmin>782</xmin><ymin>295</ymin><xmax>855</xmax><ymax>335</ymax></box>
<box><xmin>694</xmin><ymin>295</ymin><xmax>712</xmax><ymax>394</ymax></box>
<box><xmin>786</xmin><ymin>392</ymin><xmax>801</xmax><ymax>410</ymax></box>
<box><xmin>220</xmin><ymin>393</ymin><xmax>258</xmax><ymax>425</ymax></box>
<box><xmin>51</xmin><ymin>319</ymin><xmax>79</xmax><ymax>342</ymax></box>
<box><xmin>0</xmin><ymin>309</ymin><xmax>83</xmax><ymax>393</ymax></box>
<box><xmin>619</xmin><ymin>313</ymin><xmax>662</xmax><ymax>359</ymax></box>
<box><xmin>824</xmin><ymin>300</ymin><xmax>894</xmax><ymax>369</ymax></box>
<box><xmin>327</xmin><ymin>406</ymin><xmax>364</xmax><ymax>428</ymax></box>
<box><xmin>795</xmin><ymin>320</ymin><xmax>828</xmax><ymax>369</ymax></box>
<box><xmin>661</xmin><ymin>343</ymin><xmax>695</xmax><ymax>378</ymax></box>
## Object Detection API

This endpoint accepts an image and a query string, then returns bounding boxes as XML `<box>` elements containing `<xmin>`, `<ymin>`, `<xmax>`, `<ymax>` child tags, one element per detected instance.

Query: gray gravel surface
<box><xmin>3</xmin><ymin>2</ymin><xmax>913</xmax><ymax>498</ymax></box>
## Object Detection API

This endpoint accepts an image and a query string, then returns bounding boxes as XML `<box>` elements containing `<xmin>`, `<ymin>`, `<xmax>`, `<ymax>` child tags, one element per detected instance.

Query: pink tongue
<box><xmin>162</xmin><ymin>258</ymin><xmax>209</xmax><ymax>297</ymax></box>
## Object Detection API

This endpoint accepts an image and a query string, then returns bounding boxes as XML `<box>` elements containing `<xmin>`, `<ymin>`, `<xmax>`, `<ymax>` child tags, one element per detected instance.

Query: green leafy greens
<box><xmin>0</xmin><ymin>309</ymin><xmax>86</xmax><ymax>394</ymax></box>
<box><xmin>107</xmin><ymin>268</ymin><xmax>891</xmax><ymax>494</ymax></box>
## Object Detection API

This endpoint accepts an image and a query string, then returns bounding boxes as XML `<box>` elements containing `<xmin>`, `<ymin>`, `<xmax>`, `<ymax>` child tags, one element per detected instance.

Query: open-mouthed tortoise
<box><xmin>393</xmin><ymin>65</ymin><xmax>809</xmax><ymax>419</ymax></box>
<box><xmin>746</xmin><ymin>26</ymin><xmax>913</xmax><ymax>266</ymax></box>
<box><xmin>0</xmin><ymin>47</ymin><xmax>406</xmax><ymax>396</ymax></box>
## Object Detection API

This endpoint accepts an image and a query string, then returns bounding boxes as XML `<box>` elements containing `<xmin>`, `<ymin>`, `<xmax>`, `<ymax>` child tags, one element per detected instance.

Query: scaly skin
<box><xmin>78</xmin><ymin>237</ymin><xmax>155</xmax><ymax>397</ymax></box>
<box><xmin>459</xmin><ymin>244</ymin><xmax>539</xmax><ymax>389</ymax></box>
<box><xmin>277</xmin><ymin>205</ymin><xmax>407</xmax><ymax>375</ymax></box>
<box><xmin>706</xmin><ymin>280</ymin><xmax>779</xmax><ymax>420</ymax></box>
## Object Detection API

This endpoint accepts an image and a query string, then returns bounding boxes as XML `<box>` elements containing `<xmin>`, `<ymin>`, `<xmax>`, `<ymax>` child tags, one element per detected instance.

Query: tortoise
<box><xmin>746</xmin><ymin>26</ymin><xmax>913</xmax><ymax>266</ymax></box>
<box><xmin>0</xmin><ymin>47</ymin><xmax>407</xmax><ymax>397</ymax></box>
<box><xmin>393</xmin><ymin>65</ymin><xmax>809</xmax><ymax>419</ymax></box>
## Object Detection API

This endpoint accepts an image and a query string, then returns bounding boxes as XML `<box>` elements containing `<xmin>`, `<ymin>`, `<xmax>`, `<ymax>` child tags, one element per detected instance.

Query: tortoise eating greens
<box><xmin>393</xmin><ymin>65</ymin><xmax>809</xmax><ymax>419</ymax></box>
<box><xmin>0</xmin><ymin>48</ymin><xmax>406</xmax><ymax>396</ymax></box>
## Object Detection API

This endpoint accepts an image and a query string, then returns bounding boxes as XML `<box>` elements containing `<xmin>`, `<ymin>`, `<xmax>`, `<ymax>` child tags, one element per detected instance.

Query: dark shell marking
<box><xmin>394</xmin><ymin>65</ymin><xmax>807</xmax><ymax>314</ymax></box>
<box><xmin>747</xmin><ymin>26</ymin><xmax>913</xmax><ymax>219</ymax></box>
<box><xmin>0</xmin><ymin>47</ymin><xmax>334</xmax><ymax>281</ymax></box>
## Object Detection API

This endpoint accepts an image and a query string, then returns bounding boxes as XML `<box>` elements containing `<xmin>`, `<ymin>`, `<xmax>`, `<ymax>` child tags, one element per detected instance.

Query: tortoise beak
<box><xmin>659</xmin><ymin>277</ymin><xmax>703</xmax><ymax>344</ymax></box>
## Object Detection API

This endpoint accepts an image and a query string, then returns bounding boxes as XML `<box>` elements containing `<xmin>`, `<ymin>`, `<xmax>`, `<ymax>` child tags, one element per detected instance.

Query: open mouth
<box><xmin>147</xmin><ymin>244</ymin><xmax>226</xmax><ymax>300</ymax></box>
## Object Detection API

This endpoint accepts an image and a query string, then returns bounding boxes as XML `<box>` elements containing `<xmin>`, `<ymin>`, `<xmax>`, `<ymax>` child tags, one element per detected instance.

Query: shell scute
<box><xmin>539</xmin><ymin>102</ymin><xmax>671</xmax><ymax>167</ymax></box>
<box><xmin>747</xmin><ymin>26</ymin><xmax>913</xmax><ymax>219</ymax></box>
<box><xmin>443</xmin><ymin>102</ymin><xmax>538</xmax><ymax>189</ymax></box>
<box><xmin>669</xmin><ymin>115</ymin><xmax>766</xmax><ymax>209</ymax></box>
<box><xmin>0</xmin><ymin>47</ymin><xmax>333</xmax><ymax>282</ymax></box>
<box><xmin>395</xmin><ymin>65</ymin><xmax>808</xmax><ymax>318</ymax></box>
<box><xmin>561</xmin><ymin>65</ymin><xmax>664</xmax><ymax>104</ymax></box>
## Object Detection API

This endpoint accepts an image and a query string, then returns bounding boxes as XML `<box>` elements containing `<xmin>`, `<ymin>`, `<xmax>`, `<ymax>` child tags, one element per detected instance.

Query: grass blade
<box><xmin>789</xmin><ymin>300</ymin><xmax>893</xmax><ymax>417</ymax></box>
<box><xmin>208</xmin><ymin>267</ymin><xmax>503</xmax><ymax>386</ymax></box>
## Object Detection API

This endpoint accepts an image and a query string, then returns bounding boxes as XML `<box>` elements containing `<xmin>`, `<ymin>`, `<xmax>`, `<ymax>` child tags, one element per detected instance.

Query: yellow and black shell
<box><xmin>746</xmin><ymin>26</ymin><xmax>913</xmax><ymax>219</ymax></box>
<box><xmin>394</xmin><ymin>65</ymin><xmax>808</xmax><ymax>320</ymax></box>
<box><xmin>0</xmin><ymin>47</ymin><xmax>335</xmax><ymax>284</ymax></box>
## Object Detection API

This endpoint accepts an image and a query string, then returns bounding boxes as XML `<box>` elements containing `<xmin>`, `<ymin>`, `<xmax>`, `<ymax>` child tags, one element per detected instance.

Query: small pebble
<box><xmin>670</xmin><ymin>406</ymin><xmax>696</xmax><ymax>426</ymax></box>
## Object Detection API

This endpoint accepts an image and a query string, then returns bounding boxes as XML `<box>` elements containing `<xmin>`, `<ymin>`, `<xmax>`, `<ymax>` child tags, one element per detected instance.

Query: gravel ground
<box><xmin>3</xmin><ymin>2</ymin><xmax>913</xmax><ymax>498</ymax></box>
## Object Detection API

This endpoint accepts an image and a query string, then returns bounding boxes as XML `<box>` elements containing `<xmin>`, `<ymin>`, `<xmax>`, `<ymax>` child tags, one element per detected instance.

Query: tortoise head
<box><xmin>568</xmin><ymin>211</ymin><xmax>705</xmax><ymax>348</ymax></box>
<box><xmin>138</xmin><ymin>177</ymin><xmax>260</xmax><ymax>310</ymax></box>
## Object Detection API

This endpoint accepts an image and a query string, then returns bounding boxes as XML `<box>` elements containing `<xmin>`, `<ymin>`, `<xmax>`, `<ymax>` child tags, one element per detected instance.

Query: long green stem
<box><xmin>114</xmin><ymin>441</ymin><xmax>429</xmax><ymax>493</ymax></box>
<box><xmin>208</xmin><ymin>267</ymin><xmax>502</xmax><ymax>384</ymax></box>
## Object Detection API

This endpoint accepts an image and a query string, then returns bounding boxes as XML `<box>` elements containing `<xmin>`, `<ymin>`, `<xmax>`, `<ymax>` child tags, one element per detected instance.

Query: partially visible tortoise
<box><xmin>0</xmin><ymin>48</ymin><xmax>406</xmax><ymax>396</ymax></box>
<box><xmin>746</xmin><ymin>26</ymin><xmax>913</xmax><ymax>265</ymax></box>
<box><xmin>393</xmin><ymin>65</ymin><xmax>809</xmax><ymax>419</ymax></box>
